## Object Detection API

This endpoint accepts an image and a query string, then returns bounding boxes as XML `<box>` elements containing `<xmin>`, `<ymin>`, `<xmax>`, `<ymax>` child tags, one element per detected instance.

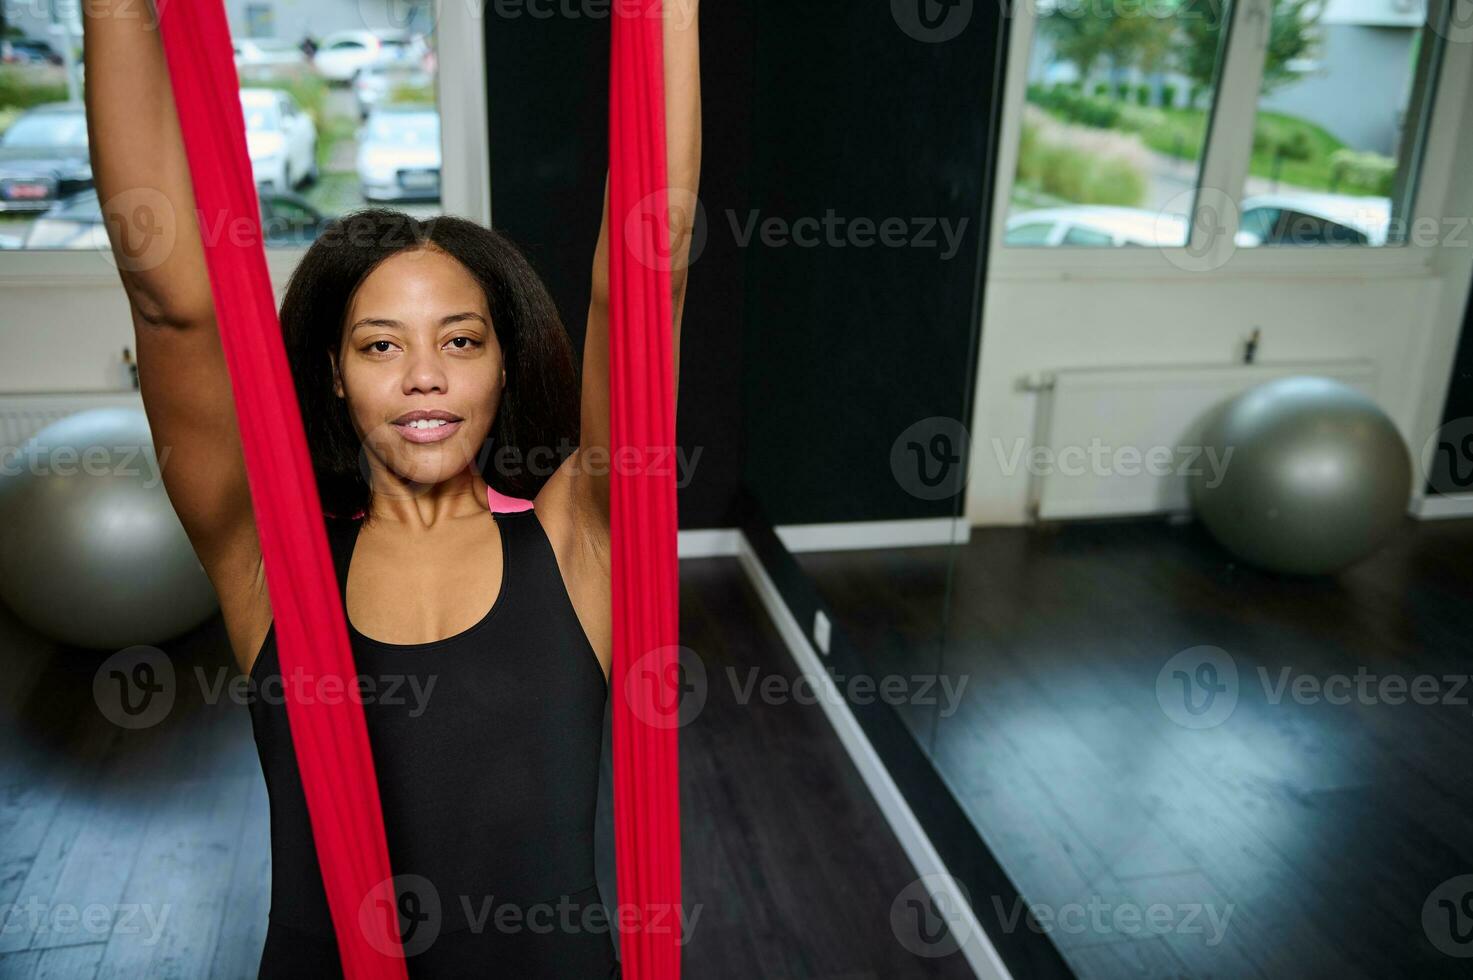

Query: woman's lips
<box><xmin>393</xmin><ymin>419</ymin><xmax>463</xmax><ymax>444</ymax></box>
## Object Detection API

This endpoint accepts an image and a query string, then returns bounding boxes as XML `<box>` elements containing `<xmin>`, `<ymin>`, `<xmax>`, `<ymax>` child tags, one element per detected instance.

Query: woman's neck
<box><xmin>363</xmin><ymin>471</ymin><xmax>489</xmax><ymax>529</ymax></box>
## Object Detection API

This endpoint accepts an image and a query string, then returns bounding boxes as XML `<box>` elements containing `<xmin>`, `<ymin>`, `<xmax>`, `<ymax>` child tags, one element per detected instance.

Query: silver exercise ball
<box><xmin>1189</xmin><ymin>376</ymin><xmax>1411</xmax><ymax>576</ymax></box>
<box><xmin>0</xmin><ymin>408</ymin><xmax>218</xmax><ymax>648</ymax></box>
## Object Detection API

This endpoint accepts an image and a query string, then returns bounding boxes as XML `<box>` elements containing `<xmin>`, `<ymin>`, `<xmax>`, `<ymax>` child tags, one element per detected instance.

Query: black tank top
<box><xmin>247</xmin><ymin>505</ymin><xmax>617</xmax><ymax>978</ymax></box>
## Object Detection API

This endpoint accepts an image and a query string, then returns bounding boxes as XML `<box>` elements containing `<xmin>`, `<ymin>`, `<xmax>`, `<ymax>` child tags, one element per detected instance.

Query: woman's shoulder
<box><xmin>531</xmin><ymin>456</ymin><xmax>608</xmax><ymax>550</ymax></box>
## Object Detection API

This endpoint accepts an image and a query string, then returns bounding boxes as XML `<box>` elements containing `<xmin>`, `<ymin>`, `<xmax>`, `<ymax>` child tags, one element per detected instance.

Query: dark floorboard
<box><xmin>798</xmin><ymin>515</ymin><xmax>1473</xmax><ymax>980</ymax></box>
<box><xmin>0</xmin><ymin>555</ymin><xmax>973</xmax><ymax>979</ymax></box>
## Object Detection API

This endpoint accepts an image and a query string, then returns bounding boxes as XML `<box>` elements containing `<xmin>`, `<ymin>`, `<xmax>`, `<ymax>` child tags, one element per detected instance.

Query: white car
<box><xmin>240</xmin><ymin>88</ymin><xmax>318</xmax><ymax>193</ymax></box>
<box><xmin>1236</xmin><ymin>193</ymin><xmax>1390</xmax><ymax>247</ymax></box>
<box><xmin>1005</xmin><ymin>206</ymin><xmax>1188</xmax><ymax>247</ymax></box>
<box><xmin>233</xmin><ymin>38</ymin><xmax>305</xmax><ymax>70</ymax></box>
<box><xmin>356</xmin><ymin>107</ymin><xmax>440</xmax><ymax>202</ymax></box>
<box><xmin>313</xmin><ymin>30</ymin><xmax>425</xmax><ymax>83</ymax></box>
<box><xmin>353</xmin><ymin>64</ymin><xmax>435</xmax><ymax>121</ymax></box>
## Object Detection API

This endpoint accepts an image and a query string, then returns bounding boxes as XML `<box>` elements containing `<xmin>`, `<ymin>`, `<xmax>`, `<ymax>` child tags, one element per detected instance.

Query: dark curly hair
<box><xmin>278</xmin><ymin>208</ymin><xmax>580</xmax><ymax>519</ymax></box>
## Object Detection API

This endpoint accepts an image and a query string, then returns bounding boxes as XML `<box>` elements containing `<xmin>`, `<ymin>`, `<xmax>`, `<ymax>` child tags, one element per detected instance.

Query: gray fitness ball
<box><xmin>1189</xmin><ymin>376</ymin><xmax>1411</xmax><ymax>576</ymax></box>
<box><xmin>0</xmin><ymin>408</ymin><xmax>218</xmax><ymax>648</ymax></box>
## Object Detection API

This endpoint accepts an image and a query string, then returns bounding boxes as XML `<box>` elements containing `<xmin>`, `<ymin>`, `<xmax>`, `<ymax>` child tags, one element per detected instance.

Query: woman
<box><xmin>80</xmin><ymin>2</ymin><xmax>700</xmax><ymax>976</ymax></box>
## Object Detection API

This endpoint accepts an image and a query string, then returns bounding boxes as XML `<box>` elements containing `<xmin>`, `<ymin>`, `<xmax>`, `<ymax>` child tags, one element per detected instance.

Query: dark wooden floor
<box><xmin>0</xmin><ymin>555</ymin><xmax>974</xmax><ymax>979</ymax></box>
<box><xmin>798</xmin><ymin>515</ymin><xmax>1473</xmax><ymax>980</ymax></box>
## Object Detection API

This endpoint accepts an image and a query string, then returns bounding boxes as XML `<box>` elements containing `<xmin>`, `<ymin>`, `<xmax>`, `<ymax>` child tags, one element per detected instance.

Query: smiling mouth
<box><xmin>393</xmin><ymin>418</ymin><xmax>463</xmax><ymax>443</ymax></box>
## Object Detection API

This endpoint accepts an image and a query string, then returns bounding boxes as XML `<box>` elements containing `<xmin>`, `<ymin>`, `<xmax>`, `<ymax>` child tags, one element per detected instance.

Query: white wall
<box><xmin>0</xmin><ymin>279</ymin><xmax>136</xmax><ymax>391</ymax></box>
<box><xmin>0</xmin><ymin>262</ymin><xmax>293</xmax><ymax>392</ymax></box>
<box><xmin>966</xmin><ymin>14</ymin><xmax>1473</xmax><ymax>528</ymax></box>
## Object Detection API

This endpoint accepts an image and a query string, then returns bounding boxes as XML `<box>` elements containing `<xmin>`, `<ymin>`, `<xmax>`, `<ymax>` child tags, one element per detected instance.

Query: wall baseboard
<box><xmin>776</xmin><ymin>516</ymin><xmax>971</xmax><ymax>553</ymax></box>
<box><xmin>733</xmin><ymin>529</ymin><xmax>1010</xmax><ymax>980</ymax></box>
<box><xmin>676</xmin><ymin>528</ymin><xmax>745</xmax><ymax>558</ymax></box>
<box><xmin>1413</xmin><ymin>493</ymin><xmax>1473</xmax><ymax>519</ymax></box>
<box><xmin>679</xmin><ymin>517</ymin><xmax>970</xmax><ymax>558</ymax></box>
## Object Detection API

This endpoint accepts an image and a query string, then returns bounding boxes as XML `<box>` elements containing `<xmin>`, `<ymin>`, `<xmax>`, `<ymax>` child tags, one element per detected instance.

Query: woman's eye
<box><xmin>362</xmin><ymin>338</ymin><xmax>479</xmax><ymax>354</ymax></box>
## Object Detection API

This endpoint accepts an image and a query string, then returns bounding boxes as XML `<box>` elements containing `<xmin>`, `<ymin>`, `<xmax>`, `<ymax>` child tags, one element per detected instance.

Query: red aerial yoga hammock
<box><xmin>155</xmin><ymin>2</ymin><xmax>681</xmax><ymax>977</ymax></box>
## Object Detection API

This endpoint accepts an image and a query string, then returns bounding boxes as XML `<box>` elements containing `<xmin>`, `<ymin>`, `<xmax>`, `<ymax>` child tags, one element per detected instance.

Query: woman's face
<box><xmin>331</xmin><ymin>246</ymin><xmax>504</xmax><ymax>494</ymax></box>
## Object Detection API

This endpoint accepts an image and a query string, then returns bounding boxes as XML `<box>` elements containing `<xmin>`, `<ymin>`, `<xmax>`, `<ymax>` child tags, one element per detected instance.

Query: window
<box><xmin>1</xmin><ymin>3</ymin><xmax>446</xmax><ymax>254</ymax></box>
<box><xmin>1003</xmin><ymin>0</ymin><xmax>1448</xmax><ymax>251</ymax></box>
<box><xmin>1005</xmin><ymin>0</ymin><xmax>1233</xmax><ymax>248</ymax></box>
<box><xmin>1234</xmin><ymin>0</ymin><xmax>1437</xmax><ymax>248</ymax></box>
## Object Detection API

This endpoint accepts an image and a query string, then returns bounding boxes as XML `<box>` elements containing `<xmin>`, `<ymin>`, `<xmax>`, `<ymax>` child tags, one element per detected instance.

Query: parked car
<box><xmin>233</xmin><ymin>38</ymin><xmax>307</xmax><ymax>71</ymax></box>
<box><xmin>22</xmin><ymin>187</ymin><xmax>333</xmax><ymax>249</ymax></box>
<box><xmin>352</xmin><ymin>64</ymin><xmax>435</xmax><ymax>120</ymax></box>
<box><xmin>313</xmin><ymin>30</ymin><xmax>426</xmax><ymax>83</ymax></box>
<box><xmin>1</xmin><ymin>38</ymin><xmax>64</xmax><ymax>65</ymax></box>
<box><xmin>0</xmin><ymin>102</ymin><xmax>92</xmax><ymax>214</ymax></box>
<box><xmin>240</xmin><ymin>87</ymin><xmax>318</xmax><ymax>193</ymax></box>
<box><xmin>1004</xmin><ymin>206</ymin><xmax>1188</xmax><ymax>247</ymax></box>
<box><xmin>1235</xmin><ymin>193</ymin><xmax>1390</xmax><ymax>247</ymax></box>
<box><xmin>356</xmin><ymin>107</ymin><xmax>440</xmax><ymax>203</ymax></box>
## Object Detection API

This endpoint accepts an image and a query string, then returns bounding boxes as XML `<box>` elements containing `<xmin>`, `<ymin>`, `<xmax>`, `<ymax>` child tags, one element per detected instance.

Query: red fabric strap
<box><xmin>156</xmin><ymin>2</ymin><xmax>408</xmax><ymax>975</ymax></box>
<box><xmin>609</xmin><ymin>1</ymin><xmax>683</xmax><ymax>977</ymax></box>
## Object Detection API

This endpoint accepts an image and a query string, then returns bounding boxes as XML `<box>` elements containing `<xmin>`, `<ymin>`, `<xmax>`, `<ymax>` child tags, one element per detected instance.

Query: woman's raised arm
<box><xmin>576</xmin><ymin>0</ymin><xmax>702</xmax><ymax>523</ymax></box>
<box><xmin>82</xmin><ymin>0</ymin><xmax>268</xmax><ymax>667</ymax></box>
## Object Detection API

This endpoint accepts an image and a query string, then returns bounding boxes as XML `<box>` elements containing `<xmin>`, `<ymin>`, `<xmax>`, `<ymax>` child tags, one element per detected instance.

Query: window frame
<box><xmin>988</xmin><ymin>0</ymin><xmax>1467</xmax><ymax>282</ymax></box>
<box><xmin>0</xmin><ymin>1</ymin><xmax>490</xmax><ymax>289</ymax></box>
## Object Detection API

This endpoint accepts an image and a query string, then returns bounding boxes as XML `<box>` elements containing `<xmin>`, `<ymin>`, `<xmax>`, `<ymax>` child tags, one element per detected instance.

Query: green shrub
<box><xmin>1136</xmin><ymin>85</ymin><xmax>1151</xmax><ymax>106</ymax></box>
<box><xmin>1015</xmin><ymin>113</ymin><xmax>1147</xmax><ymax>207</ymax></box>
<box><xmin>244</xmin><ymin>71</ymin><xmax>329</xmax><ymax>130</ymax></box>
<box><xmin>1280</xmin><ymin>129</ymin><xmax>1313</xmax><ymax>161</ymax></box>
<box><xmin>0</xmin><ymin>66</ymin><xmax>69</xmax><ymax>112</ymax></box>
<box><xmin>1084</xmin><ymin>155</ymin><xmax>1146</xmax><ymax>205</ymax></box>
<box><xmin>1016</xmin><ymin>119</ymin><xmax>1040</xmax><ymax>184</ymax></box>
<box><xmin>1094</xmin><ymin>82</ymin><xmax>1111</xmax><ymax>99</ymax></box>
<box><xmin>386</xmin><ymin>83</ymin><xmax>435</xmax><ymax>107</ymax></box>
<box><xmin>1254</xmin><ymin>123</ymin><xmax>1314</xmax><ymax>163</ymax></box>
<box><xmin>1161</xmin><ymin>83</ymin><xmax>1178</xmax><ymax>107</ymax></box>
<box><xmin>1031</xmin><ymin>84</ymin><xmax>1120</xmax><ymax>129</ymax></box>
<box><xmin>1330</xmin><ymin>148</ymin><xmax>1396</xmax><ymax>195</ymax></box>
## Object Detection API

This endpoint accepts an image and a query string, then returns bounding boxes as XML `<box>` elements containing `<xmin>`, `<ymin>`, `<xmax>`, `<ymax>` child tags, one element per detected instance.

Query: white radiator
<box><xmin>1031</xmin><ymin>361</ymin><xmax>1379</xmax><ymax>521</ymax></box>
<box><xmin>0</xmin><ymin>390</ymin><xmax>145</xmax><ymax>454</ymax></box>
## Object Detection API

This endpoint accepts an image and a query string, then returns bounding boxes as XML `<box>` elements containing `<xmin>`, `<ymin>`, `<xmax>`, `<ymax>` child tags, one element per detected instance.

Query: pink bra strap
<box><xmin>487</xmin><ymin>483</ymin><xmax>535</xmax><ymax>513</ymax></box>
